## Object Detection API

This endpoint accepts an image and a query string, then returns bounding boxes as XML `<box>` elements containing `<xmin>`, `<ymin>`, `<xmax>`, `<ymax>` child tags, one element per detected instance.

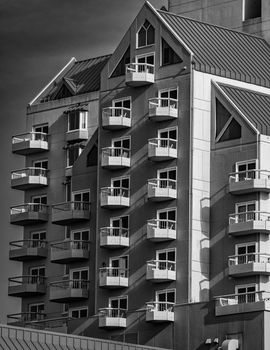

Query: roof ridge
<box><xmin>217</xmin><ymin>82</ymin><xmax>270</xmax><ymax>98</ymax></box>
<box><xmin>157</xmin><ymin>8</ymin><xmax>266</xmax><ymax>42</ymax></box>
<box><xmin>75</xmin><ymin>54</ymin><xmax>112</xmax><ymax>64</ymax></box>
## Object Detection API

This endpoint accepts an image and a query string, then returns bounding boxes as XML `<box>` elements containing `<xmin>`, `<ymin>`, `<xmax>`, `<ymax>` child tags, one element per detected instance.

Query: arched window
<box><xmin>137</xmin><ymin>20</ymin><xmax>155</xmax><ymax>48</ymax></box>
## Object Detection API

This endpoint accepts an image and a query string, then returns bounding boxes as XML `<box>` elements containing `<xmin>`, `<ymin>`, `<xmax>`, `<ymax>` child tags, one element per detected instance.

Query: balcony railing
<box><xmin>148</xmin><ymin>138</ymin><xmax>177</xmax><ymax>161</ymax></box>
<box><xmin>9</xmin><ymin>240</ymin><xmax>48</xmax><ymax>261</ymax></box>
<box><xmin>148</xmin><ymin>98</ymin><xmax>178</xmax><ymax>121</ymax></box>
<box><xmin>66</xmin><ymin>128</ymin><xmax>88</xmax><ymax>142</ymax></box>
<box><xmin>147</xmin><ymin>219</ymin><xmax>176</xmax><ymax>241</ymax></box>
<box><xmin>146</xmin><ymin>301</ymin><xmax>175</xmax><ymax>322</ymax></box>
<box><xmin>8</xmin><ymin>275</ymin><xmax>46</xmax><ymax>297</ymax></box>
<box><xmin>102</xmin><ymin>107</ymin><xmax>131</xmax><ymax>129</ymax></box>
<box><xmin>99</xmin><ymin>308</ymin><xmax>127</xmax><ymax>328</ymax></box>
<box><xmin>100</xmin><ymin>227</ymin><xmax>129</xmax><ymax>248</ymax></box>
<box><xmin>229</xmin><ymin>169</ymin><xmax>270</xmax><ymax>194</ymax></box>
<box><xmin>146</xmin><ymin>260</ymin><xmax>176</xmax><ymax>282</ymax></box>
<box><xmin>7</xmin><ymin>312</ymin><xmax>46</xmax><ymax>324</ymax></box>
<box><xmin>11</xmin><ymin>167</ymin><xmax>48</xmax><ymax>190</ymax></box>
<box><xmin>125</xmin><ymin>63</ymin><xmax>155</xmax><ymax>86</ymax></box>
<box><xmin>50</xmin><ymin>240</ymin><xmax>90</xmax><ymax>263</ymax></box>
<box><xmin>12</xmin><ymin>132</ymin><xmax>49</xmax><ymax>155</ymax></box>
<box><xmin>228</xmin><ymin>253</ymin><xmax>270</xmax><ymax>276</ymax></box>
<box><xmin>148</xmin><ymin>178</ymin><xmax>177</xmax><ymax>201</ymax></box>
<box><xmin>10</xmin><ymin>203</ymin><xmax>49</xmax><ymax>225</ymax></box>
<box><xmin>49</xmin><ymin>279</ymin><xmax>89</xmax><ymax>302</ymax></box>
<box><xmin>229</xmin><ymin>211</ymin><xmax>270</xmax><ymax>224</ymax></box>
<box><xmin>228</xmin><ymin>211</ymin><xmax>270</xmax><ymax>235</ymax></box>
<box><xmin>52</xmin><ymin>201</ymin><xmax>90</xmax><ymax>225</ymax></box>
<box><xmin>100</xmin><ymin>187</ymin><xmax>130</xmax><ymax>208</ymax></box>
<box><xmin>99</xmin><ymin>267</ymin><xmax>129</xmax><ymax>288</ymax></box>
<box><xmin>229</xmin><ymin>253</ymin><xmax>270</xmax><ymax>265</ymax></box>
<box><xmin>101</xmin><ymin>147</ymin><xmax>131</xmax><ymax>169</ymax></box>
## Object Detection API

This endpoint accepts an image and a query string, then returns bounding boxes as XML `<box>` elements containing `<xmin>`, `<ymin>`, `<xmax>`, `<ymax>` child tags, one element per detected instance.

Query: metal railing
<box><xmin>99</xmin><ymin>267</ymin><xmax>129</xmax><ymax>278</ymax></box>
<box><xmin>146</xmin><ymin>301</ymin><xmax>174</xmax><ymax>312</ymax></box>
<box><xmin>51</xmin><ymin>240</ymin><xmax>90</xmax><ymax>251</ymax></box>
<box><xmin>148</xmin><ymin>138</ymin><xmax>177</xmax><ymax>150</ymax></box>
<box><xmin>147</xmin><ymin>219</ymin><xmax>176</xmax><ymax>230</ymax></box>
<box><xmin>11</xmin><ymin>167</ymin><xmax>48</xmax><ymax>179</ymax></box>
<box><xmin>12</xmin><ymin>132</ymin><xmax>48</xmax><ymax>144</ymax></box>
<box><xmin>228</xmin><ymin>253</ymin><xmax>270</xmax><ymax>265</ymax></box>
<box><xmin>126</xmin><ymin>62</ymin><xmax>154</xmax><ymax>75</ymax></box>
<box><xmin>102</xmin><ymin>147</ymin><xmax>130</xmax><ymax>158</ymax></box>
<box><xmin>99</xmin><ymin>308</ymin><xmax>127</xmax><ymax>318</ymax></box>
<box><xmin>101</xmin><ymin>187</ymin><xmax>130</xmax><ymax>198</ymax></box>
<box><xmin>148</xmin><ymin>97</ymin><xmax>177</xmax><ymax>109</ymax></box>
<box><xmin>229</xmin><ymin>211</ymin><xmax>270</xmax><ymax>224</ymax></box>
<box><xmin>49</xmin><ymin>279</ymin><xmax>89</xmax><ymax>290</ymax></box>
<box><xmin>147</xmin><ymin>259</ymin><xmax>176</xmax><ymax>271</ymax></box>
<box><xmin>215</xmin><ymin>291</ymin><xmax>270</xmax><ymax>306</ymax></box>
<box><xmin>7</xmin><ymin>312</ymin><xmax>46</xmax><ymax>323</ymax></box>
<box><xmin>148</xmin><ymin>178</ymin><xmax>177</xmax><ymax>190</ymax></box>
<box><xmin>10</xmin><ymin>203</ymin><xmax>48</xmax><ymax>215</ymax></box>
<box><xmin>229</xmin><ymin>169</ymin><xmax>270</xmax><ymax>183</ymax></box>
<box><xmin>102</xmin><ymin>107</ymin><xmax>131</xmax><ymax>119</ymax></box>
<box><xmin>52</xmin><ymin>201</ymin><xmax>90</xmax><ymax>212</ymax></box>
<box><xmin>9</xmin><ymin>239</ymin><xmax>47</xmax><ymax>250</ymax></box>
<box><xmin>100</xmin><ymin>227</ymin><xmax>129</xmax><ymax>237</ymax></box>
<box><xmin>8</xmin><ymin>275</ymin><xmax>46</xmax><ymax>286</ymax></box>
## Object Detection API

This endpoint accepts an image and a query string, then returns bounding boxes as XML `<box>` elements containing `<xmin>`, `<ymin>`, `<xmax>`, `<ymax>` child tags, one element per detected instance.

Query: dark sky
<box><xmin>0</xmin><ymin>0</ymin><xmax>166</xmax><ymax>323</ymax></box>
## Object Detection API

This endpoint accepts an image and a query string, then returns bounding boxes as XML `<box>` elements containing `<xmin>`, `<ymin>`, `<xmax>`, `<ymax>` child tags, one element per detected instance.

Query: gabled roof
<box><xmin>217</xmin><ymin>83</ymin><xmax>270</xmax><ymax>135</ymax></box>
<box><xmin>40</xmin><ymin>54</ymin><xmax>111</xmax><ymax>103</ymax></box>
<box><xmin>156</xmin><ymin>8</ymin><xmax>270</xmax><ymax>87</ymax></box>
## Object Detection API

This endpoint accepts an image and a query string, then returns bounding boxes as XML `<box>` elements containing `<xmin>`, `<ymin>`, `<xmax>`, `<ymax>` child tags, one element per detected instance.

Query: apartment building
<box><xmin>7</xmin><ymin>1</ymin><xmax>270</xmax><ymax>350</ymax></box>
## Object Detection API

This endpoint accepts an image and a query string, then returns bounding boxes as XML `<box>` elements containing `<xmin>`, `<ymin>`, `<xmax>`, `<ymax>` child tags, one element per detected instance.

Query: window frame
<box><xmin>66</xmin><ymin>144</ymin><xmax>83</xmax><ymax>167</ymax></box>
<box><xmin>235</xmin><ymin>201</ymin><xmax>257</xmax><ymax>213</ymax></box>
<box><xmin>70</xmin><ymin>228</ymin><xmax>90</xmax><ymax>241</ymax></box>
<box><xmin>33</xmin><ymin>124</ymin><xmax>48</xmax><ymax>134</ymax></box>
<box><xmin>157</xmin><ymin>166</ymin><xmax>177</xmax><ymax>180</ymax></box>
<box><xmin>72</xmin><ymin>189</ymin><xmax>90</xmax><ymax>202</ymax></box>
<box><xmin>30</xmin><ymin>230</ymin><xmax>46</xmax><ymax>241</ymax></box>
<box><xmin>33</xmin><ymin>159</ymin><xmax>48</xmax><ymax>169</ymax></box>
<box><xmin>242</xmin><ymin>0</ymin><xmax>262</xmax><ymax>21</ymax></box>
<box><xmin>156</xmin><ymin>248</ymin><xmax>176</xmax><ymax>262</ymax></box>
<box><xmin>69</xmin><ymin>306</ymin><xmax>88</xmax><ymax>318</ymax></box>
<box><xmin>70</xmin><ymin>267</ymin><xmax>89</xmax><ymax>280</ymax></box>
<box><xmin>31</xmin><ymin>194</ymin><xmax>47</xmax><ymax>205</ymax></box>
<box><xmin>110</xmin><ymin>215</ymin><xmax>129</xmax><ymax>229</ymax></box>
<box><xmin>158</xmin><ymin>126</ymin><xmax>177</xmax><ymax>140</ymax></box>
<box><xmin>109</xmin><ymin>295</ymin><xmax>128</xmax><ymax>310</ymax></box>
<box><xmin>109</xmin><ymin>255</ymin><xmax>129</xmax><ymax>269</ymax></box>
<box><xmin>135</xmin><ymin>52</ymin><xmax>155</xmax><ymax>66</ymax></box>
<box><xmin>67</xmin><ymin>110</ymin><xmax>88</xmax><ymax>132</ymax></box>
<box><xmin>156</xmin><ymin>288</ymin><xmax>176</xmax><ymax>303</ymax></box>
<box><xmin>235</xmin><ymin>242</ymin><xmax>257</xmax><ymax>255</ymax></box>
<box><xmin>157</xmin><ymin>207</ymin><xmax>177</xmax><ymax>221</ymax></box>
<box><xmin>136</xmin><ymin>20</ymin><xmax>155</xmax><ymax>49</ymax></box>
<box><xmin>111</xmin><ymin>176</ymin><xmax>130</xmax><ymax>189</ymax></box>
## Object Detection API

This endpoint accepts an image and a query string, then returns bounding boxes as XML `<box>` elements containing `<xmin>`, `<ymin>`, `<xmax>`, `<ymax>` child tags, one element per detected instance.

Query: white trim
<box><xmin>235</xmin><ymin>242</ymin><xmax>257</xmax><ymax>255</ymax></box>
<box><xmin>29</xmin><ymin>57</ymin><xmax>76</xmax><ymax>106</ymax></box>
<box><xmin>136</xmin><ymin>19</ymin><xmax>155</xmax><ymax>49</ymax></box>
<box><xmin>111</xmin><ymin>175</ymin><xmax>130</xmax><ymax>188</ymax></box>
<box><xmin>109</xmin><ymin>295</ymin><xmax>128</xmax><ymax>309</ymax></box>
<box><xmin>135</xmin><ymin>52</ymin><xmax>155</xmax><ymax>65</ymax></box>
<box><xmin>158</xmin><ymin>126</ymin><xmax>177</xmax><ymax>139</ymax></box>
<box><xmin>111</xmin><ymin>136</ymin><xmax>131</xmax><ymax>148</ymax></box>
<box><xmin>235</xmin><ymin>159</ymin><xmax>257</xmax><ymax>170</ymax></box>
<box><xmin>109</xmin><ymin>255</ymin><xmax>129</xmax><ymax>269</ymax></box>
<box><xmin>156</xmin><ymin>288</ymin><xmax>176</xmax><ymax>303</ymax></box>
<box><xmin>235</xmin><ymin>283</ymin><xmax>257</xmax><ymax>294</ymax></box>
<box><xmin>157</xmin><ymin>207</ymin><xmax>177</xmax><ymax>218</ymax></box>
<box><xmin>235</xmin><ymin>200</ymin><xmax>257</xmax><ymax>213</ymax></box>
<box><xmin>157</xmin><ymin>166</ymin><xmax>177</xmax><ymax>178</ymax></box>
<box><xmin>158</xmin><ymin>87</ymin><xmax>178</xmax><ymax>97</ymax></box>
<box><xmin>156</xmin><ymin>247</ymin><xmax>176</xmax><ymax>261</ymax></box>
<box><xmin>112</xmin><ymin>96</ymin><xmax>131</xmax><ymax>106</ymax></box>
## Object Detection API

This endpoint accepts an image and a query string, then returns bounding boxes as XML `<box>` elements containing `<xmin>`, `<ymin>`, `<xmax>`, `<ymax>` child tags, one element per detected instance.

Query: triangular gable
<box><xmin>161</xmin><ymin>38</ymin><xmax>183</xmax><ymax>65</ymax></box>
<box><xmin>111</xmin><ymin>46</ymin><xmax>130</xmax><ymax>78</ymax></box>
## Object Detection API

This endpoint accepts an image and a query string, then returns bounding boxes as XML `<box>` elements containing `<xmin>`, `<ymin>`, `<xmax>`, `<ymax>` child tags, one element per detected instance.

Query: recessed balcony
<box><xmin>229</xmin><ymin>170</ymin><xmax>270</xmax><ymax>194</ymax></box>
<box><xmin>99</xmin><ymin>308</ymin><xmax>127</xmax><ymax>328</ymax></box>
<box><xmin>7</xmin><ymin>312</ymin><xmax>46</xmax><ymax>327</ymax></box>
<box><xmin>125</xmin><ymin>63</ymin><xmax>154</xmax><ymax>87</ymax></box>
<box><xmin>146</xmin><ymin>260</ymin><xmax>176</xmax><ymax>282</ymax></box>
<box><xmin>148</xmin><ymin>98</ymin><xmax>178</xmax><ymax>122</ymax></box>
<box><xmin>148</xmin><ymin>138</ymin><xmax>177</xmax><ymax>162</ymax></box>
<box><xmin>12</xmin><ymin>132</ymin><xmax>49</xmax><ymax>155</ymax></box>
<box><xmin>8</xmin><ymin>275</ymin><xmax>46</xmax><ymax>297</ymax></box>
<box><xmin>101</xmin><ymin>147</ymin><xmax>131</xmax><ymax>169</ymax></box>
<box><xmin>9</xmin><ymin>240</ymin><xmax>48</xmax><ymax>261</ymax></box>
<box><xmin>228</xmin><ymin>253</ymin><xmax>270</xmax><ymax>277</ymax></box>
<box><xmin>148</xmin><ymin>179</ymin><xmax>177</xmax><ymax>202</ymax></box>
<box><xmin>146</xmin><ymin>302</ymin><xmax>174</xmax><ymax>322</ymax></box>
<box><xmin>11</xmin><ymin>167</ymin><xmax>48</xmax><ymax>190</ymax></box>
<box><xmin>147</xmin><ymin>219</ymin><xmax>176</xmax><ymax>242</ymax></box>
<box><xmin>49</xmin><ymin>280</ymin><xmax>89</xmax><ymax>303</ymax></box>
<box><xmin>100</xmin><ymin>187</ymin><xmax>130</xmax><ymax>209</ymax></box>
<box><xmin>10</xmin><ymin>204</ymin><xmax>49</xmax><ymax>225</ymax></box>
<box><xmin>228</xmin><ymin>211</ymin><xmax>270</xmax><ymax>236</ymax></box>
<box><xmin>50</xmin><ymin>240</ymin><xmax>89</xmax><ymax>264</ymax></box>
<box><xmin>215</xmin><ymin>291</ymin><xmax>270</xmax><ymax>316</ymax></box>
<box><xmin>51</xmin><ymin>201</ymin><xmax>90</xmax><ymax>225</ymax></box>
<box><xmin>99</xmin><ymin>267</ymin><xmax>128</xmax><ymax>288</ymax></box>
<box><xmin>102</xmin><ymin>107</ymin><xmax>131</xmax><ymax>130</ymax></box>
<box><xmin>66</xmin><ymin>129</ymin><xmax>88</xmax><ymax>142</ymax></box>
<box><xmin>100</xmin><ymin>227</ymin><xmax>129</xmax><ymax>248</ymax></box>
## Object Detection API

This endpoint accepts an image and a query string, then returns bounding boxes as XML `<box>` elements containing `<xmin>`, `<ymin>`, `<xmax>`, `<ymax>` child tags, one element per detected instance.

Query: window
<box><xmin>112</xmin><ymin>98</ymin><xmax>131</xmax><ymax>118</ymax></box>
<box><xmin>29</xmin><ymin>266</ymin><xmax>45</xmax><ymax>284</ymax></box>
<box><xmin>87</xmin><ymin>144</ymin><xmax>98</xmax><ymax>167</ymax></box>
<box><xmin>243</xmin><ymin>0</ymin><xmax>261</xmax><ymax>20</ymax></box>
<box><xmin>157</xmin><ymin>208</ymin><xmax>176</xmax><ymax>229</ymax></box>
<box><xmin>157</xmin><ymin>248</ymin><xmax>176</xmax><ymax>266</ymax></box>
<box><xmin>70</xmin><ymin>268</ymin><xmax>89</xmax><ymax>281</ymax></box>
<box><xmin>33</xmin><ymin>159</ymin><xmax>48</xmax><ymax>169</ymax></box>
<box><xmin>112</xmin><ymin>177</ymin><xmax>130</xmax><ymax>190</ymax></box>
<box><xmin>110</xmin><ymin>216</ymin><xmax>129</xmax><ymax>236</ymax></box>
<box><xmin>137</xmin><ymin>20</ymin><xmax>155</xmax><ymax>48</ymax></box>
<box><xmin>28</xmin><ymin>303</ymin><xmax>45</xmax><ymax>320</ymax></box>
<box><xmin>31</xmin><ymin>195</ymin><xmax>47</xmax><ymax>211</ymax></box>
<box><xmin>68</xmin><ymin>111</ymin><xmax>88</xmax><ymax>131</ymax></box>
<box><xmin>161</xmin><ymin>38</ymin><xmax>182</xmax><ymax>66</ymax></box>
<box><xmin>110</xmin><ymin>255</ymin><xmax>129</xmax><ymax>276</ymax></box>
<box><xmin>215</xmin><ymin>99</ymin><xmax>241</xmax><ymax>142</ymax></box>
<box><xmin>70</xmin><ymin>307</ymin><xmax>88</xmax><ymax>319</ymax></box>
<box><xmin>112</xmin><ymin>137</ymin><xmax>130</xmax><ymax>157</ymax></box>
<box><xmin>34</xmin><ymin>124</ymin><xmax>48</xmax><ymax>135</ymax></box>
<box><xmin>31</xmin><ymin>231</ymin><xmax>46</xmax><ymax>247</ymax></box>
<box><xmin>111</xmin><ymin>46</ymin><xmax>130</xmax><ymax>77</ymax></box>
<box><xmin>236</xmin><ymin>243</ymin><xmax>256</xmax><ymax>264</ymax></box>
<box><xmin>156</xmin><ymin>289</ymin><xmax>175</xmax><ymax>310</ymax></box>
<box><xmin>72</xmin><ymin>190</ymin><xmax>90</xmax><ymax>203</ymax></box>
<box><xmin>235</xmin><ymin>160</ymin><xmax>256</xmax><ymax>181</ymax></box>
<box><xmin>159</xmin><ymin>88</ymin><xmax>178</xmax><ymax>107</ymax></box>
<box><xmin>70</xmin><ymin>229</ymin><xmax>89</xmax><ymax>241</ymax></box>
<box><xmin>109</xmin><ymin>296</ymin><xmax>128</xmax><ymax>310</ymax></box>
<box><xmin>236</xmin><ymin>284</ymin><xmax>256</xmax><ymax>303</ymax></box>
<box><xmin>158</xmin><ymin>128</ymin><xmax>177</xmax><ymax>148</ymax></box>
<box><xmin>158</xmin><ymin>168</ymin><xmax>177</xmax><ymax>187</ymax></box>
<box><xmin>136</xmin><ymin>53</ymin><xmax>154</xmax><ymax>66</ymax></box>
<box><xmin>236</xmin><ymin>201</ymin><xmax>256</xmax><ymax>222</ymax></box>
<box><xmin>67</xmin><ymin>144</ymin><xmax>83</xmax><ymax>167</ymax></box>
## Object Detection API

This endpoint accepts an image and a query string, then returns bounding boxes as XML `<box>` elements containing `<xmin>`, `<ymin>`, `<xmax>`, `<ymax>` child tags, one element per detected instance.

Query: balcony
<box><xmin>228</xmin><ymin>211</ymin><xmax>270</xmax><ymax>235</ymax></box>
<box><xmin>66</xmin><ymin>129</ymin><xmax>88</xmax><ymax>143</ymax></box>
<box><xmin>148</xmin><ymin>179</ymin><xmax>177</xmax><ymax>201</ymax></box>
<box><xmin>100</xmin><ymin>227</ymin><xmax>129</xmax><ymax>248</ymax></box>
<box><xmin>7</xmin><ymin>312</ymin><xmax>46</xmax><ymax>327</ymax></box>
<box><xmin>125</xmin><ymin>63</ymin><xmax>154</xmax><ymax>87</ymax></box>
<box><xmin>49</xmin><ymin>280</ymin><xmax>89</xmax><ymax>303</ymax></box>
<box><xmin>100</xmin><ymin>187</ymin><xmax>130</xmax><ymax>209</ymax></box>
<box><xmin>10</xmin><ymin>204</ymin><xmax>49</xmax><ymax>225</ymax></box>
<box><xmin>148</xmin><ymin>98</ymin><xmax>178</xmax><ymax>122</ymax></box>
<box><xmin>7</xmin><ymin>313</ymin><xmax>69</xmax><ymax>331</ymax></box>
<box><xmin>50</xmin><ymin>240</ymin><xmax>89</xmax><ymax>264</ymax></box>
<box><xmin>12</xmin><ymin>132</ymin><xmax>49</xmax><ymax>155</ymax></box>
<box><xmin>8</xmin><ymin>275</ymin><xmax>46</xmax><ymax>297</ymax></box>
<box><xmin>51</xmin><ymin>201</ymin><xmax>90</xmax><ymax>225</ymax></box>
<box><xmin>215</xmin><ymin>291</ymin><xmax>270</xmax><ymax>316</ymax></box>
<box><xmin>229</xmin><ymin>170</ymin><xmax>270</xmax><ymax>194</ymax></box>
<box><xmin>228</xmin><ymin>253</ymin><xmax>270</xmax><ymax>277</ymax></box>
<box><xmin>146</xmin><ymin>301</ymin><xmax>174</xmax><ymax>322</ymax></box>
<box><xmin>146</xmin><ymin>260</ymin><xmax>176</xmax><ymax>282</ymax></box>
<box><xmin>99</xmin><ymin>267</ymin><xmax>128</xmax><ymax>288</ymax></box>
<box><xmin>9</xmin><ymin>240</ymin><xmax>48</xmax><ymax>261</ymax></box>
<box><xmin>99</xmin><ymin>308</ymin><xmax>127</xmax><ymax>328</ymax></box>
<box><xmin>11</xmin><ymin>167</ymin><xmax>48</xmax><ymax>190</ymax></box>
<box><xmin>101</xmin><ymin>147</ymin><xmax>131</xmax><ymax>169</ymax></box>
<box><xmin>147</xmin><ymin>219</ymin><xmax>176</xmax><ymax>242</ymax></box>
<box><xmin>102</xmin><ymin>107</ymin><xmax>131</xmax><ymax>130</ymax></box>
<box><xmin>148</xmin><ymin>138</ymin><xmax>177</xmax><ymax>162</ymax></box>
